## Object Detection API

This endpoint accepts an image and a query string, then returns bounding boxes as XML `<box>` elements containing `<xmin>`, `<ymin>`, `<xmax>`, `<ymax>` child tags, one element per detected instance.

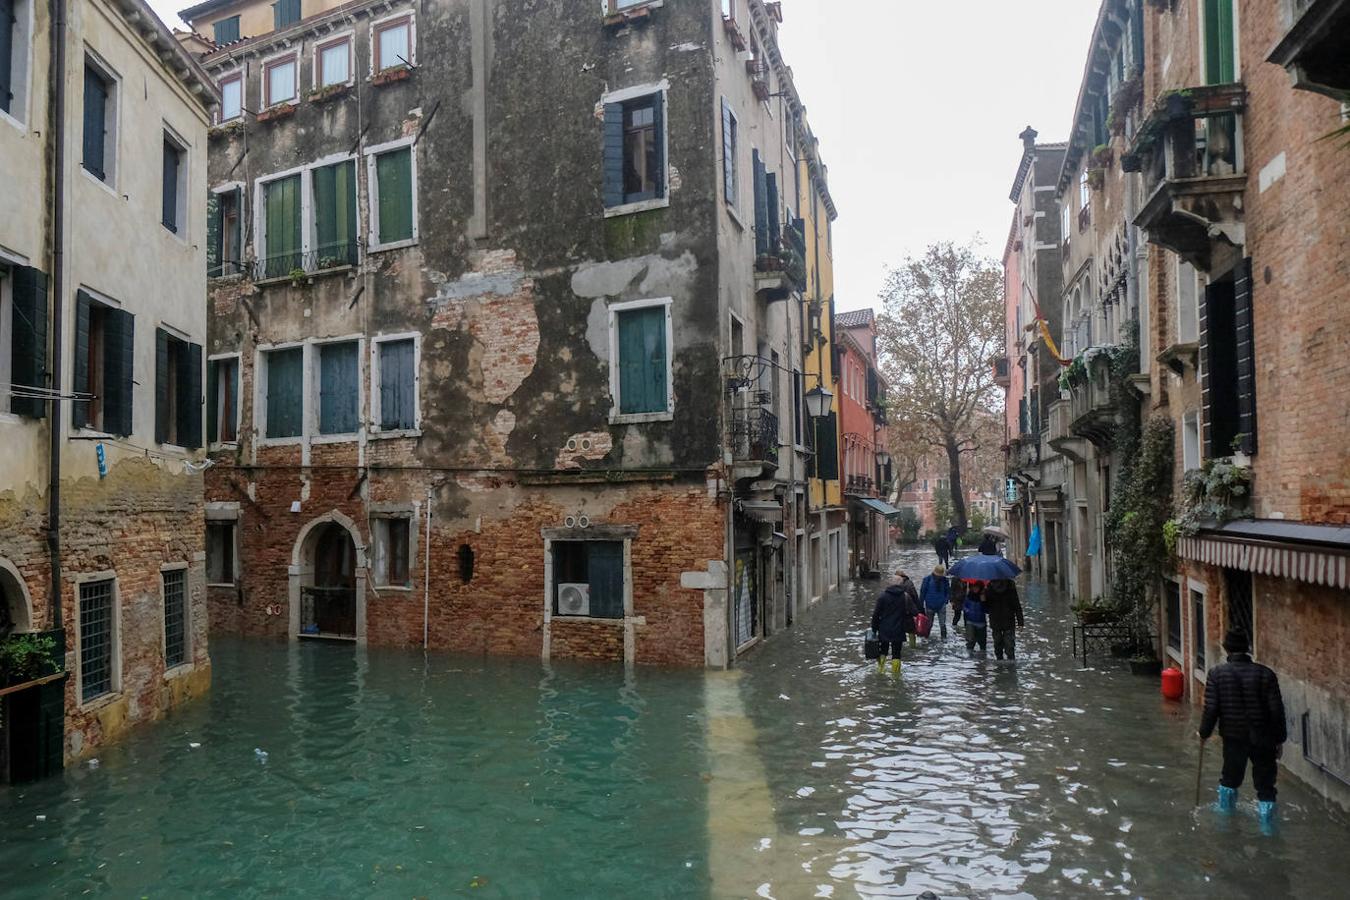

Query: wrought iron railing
<box><xmin>730</xmin><ymin>405</ymin><xmax>780</xmax><ymax>466</ymax></box>
<box><xmin>844</xmin><ymin>475</ymin><xmax>876</xmax><ymax>496</ymax></box>
<box><xmin>254</xmin><ymin>241</ymin><xmax>359</xmax><ymax>281</ymax></box>
<box><xmin>300</xmin><ymin>586</ymin><xmax>357</xmax><ymax>637</ymax></box>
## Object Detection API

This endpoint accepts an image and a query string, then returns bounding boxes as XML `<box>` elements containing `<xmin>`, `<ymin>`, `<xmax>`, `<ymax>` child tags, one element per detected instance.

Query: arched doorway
<box><xmin>289</xmin><ymin>514</ymin><xmax>366</xmax><ymax>643</ymax></box>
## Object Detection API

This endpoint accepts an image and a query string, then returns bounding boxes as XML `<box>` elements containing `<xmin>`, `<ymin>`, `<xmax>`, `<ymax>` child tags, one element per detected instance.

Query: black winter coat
<box><xmin>978</xmin><ymin>535</ymin><xmax>999</xmax><ymax>556</ymax></box>
<box><xmin>983</xmin><ymin>582</ymin><xmax>1024</xmax><ymax>630</ymax></box>
<box><xmin>1200</xmin><ymin>654</ymin><xmax>1288</xmax><ymax>746</ymax></box>
<box><xmin>871</xmin><ymin>581</ymin><xmax>920</xmax><ymax>641</ymax></box>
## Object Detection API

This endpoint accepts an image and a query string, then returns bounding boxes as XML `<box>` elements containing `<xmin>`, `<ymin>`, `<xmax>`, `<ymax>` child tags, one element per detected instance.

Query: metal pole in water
<box><xmin>423</xmin><ymin>486</ymin><xmax>433</xmax><ymax>650</ymax></box>
<box><xmin>1195</xmin><ymin>736</ymin><xmax>1206</xmax><ymax>806</ymax></box>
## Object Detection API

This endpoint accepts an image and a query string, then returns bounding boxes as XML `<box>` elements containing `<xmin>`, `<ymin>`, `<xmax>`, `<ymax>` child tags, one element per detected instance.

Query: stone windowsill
<box><xmin>254</xmin><ymin>264</ymin><xmax>355</xmax><ymax>288</ymax></box>
<box><xmin>552</xmin><ymin>615</ymin><xmax>625</xmax><ymax>627</ymax></box>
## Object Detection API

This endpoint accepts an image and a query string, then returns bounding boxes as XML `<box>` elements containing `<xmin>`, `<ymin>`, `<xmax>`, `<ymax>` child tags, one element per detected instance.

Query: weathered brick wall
<box><xmin>0</xmin><ymin>485</ymin><xmax>52</xmax><ymax>632</ymax></box>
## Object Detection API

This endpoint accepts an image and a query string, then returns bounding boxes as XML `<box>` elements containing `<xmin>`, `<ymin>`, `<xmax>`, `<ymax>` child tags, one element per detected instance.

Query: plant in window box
<box><xmin>1091</xmin><ymin>143</ymin><xmax>1114</xmax><ymax>169</ymax></box>
<box><xmin>1072</xmin><ymin>596</ymin><xmax>1123</xmax><ymax>625</ymax></box>
<box><xmin>372</xmin><ymin>65</ymin><xmax>412</xmax><ymax>87</ymax></box>
<box><xmin>257</xmin><ymin>103</ymin><xmax>297</xmax><ymax>123</ymax></box>
<box><xmin>209</xmin><ymin>119</ymin><xmax>246</xmax><ymax>140</ymax></box>
<box><xmin>1177</xmin><ymin>457</ymin><xmax>1253</xmax><ymax>536</ymax></box>
<box><xmin>288</xmin><ymin>267</ymin><xmax>309</xmax><ymax>286</ymax></box>
<box><xmin>308</xmin><ymin>83</ymin><xmax>351</xmax><ymax>104</ymax></box>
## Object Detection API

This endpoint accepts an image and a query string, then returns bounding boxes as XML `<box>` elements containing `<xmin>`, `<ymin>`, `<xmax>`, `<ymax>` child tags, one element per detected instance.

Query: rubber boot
<box><xmin>877</xmin><ymin>657</ymin><xmax>887</xmax><ymax>674</ymax></box>
<box><xmin>908</xmin><ymin>633</ymin><xmax>917</xmax><ymax>648</ymax></box>
<box><xmin>890</xmin><ymin>658</ymin><xmax>901</xmax><ymax>675</ymax></box>
<box><xmin>1258</xmin><ymin>800</ymin><xmax>1276</xmax><ymax>832</ymax></box>
<box><xmin>1216</xmin><ymin>785</ymin><xmax>1237</xmax><ymax>813</ymax></box>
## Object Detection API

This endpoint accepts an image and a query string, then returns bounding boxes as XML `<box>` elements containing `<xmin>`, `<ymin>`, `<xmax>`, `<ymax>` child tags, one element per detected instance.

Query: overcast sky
<box><xmin>151</xmin><ymin>0</ymin><xmax>1101</xmax><ymax>313</ymax></box>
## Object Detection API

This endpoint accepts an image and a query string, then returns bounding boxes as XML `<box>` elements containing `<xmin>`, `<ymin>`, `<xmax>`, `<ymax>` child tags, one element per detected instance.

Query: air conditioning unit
<box><xmin>557</xmin><ymin>583</ymin><xmax>590</xmax><ymax>617</ymax></box>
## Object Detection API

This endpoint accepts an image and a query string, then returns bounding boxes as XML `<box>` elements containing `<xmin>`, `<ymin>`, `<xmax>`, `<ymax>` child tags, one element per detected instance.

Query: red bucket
<box><xmin>1161</xmin><ymin>666</ymin><xmax>1185</xmax><ymax>701</ymax></box>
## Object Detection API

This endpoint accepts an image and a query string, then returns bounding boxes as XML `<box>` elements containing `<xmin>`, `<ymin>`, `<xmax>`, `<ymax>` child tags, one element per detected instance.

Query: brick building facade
<box><xmin>181</xmin><ymin>0</ymin><xmax>844</xmax><ymax>668</ymax></box>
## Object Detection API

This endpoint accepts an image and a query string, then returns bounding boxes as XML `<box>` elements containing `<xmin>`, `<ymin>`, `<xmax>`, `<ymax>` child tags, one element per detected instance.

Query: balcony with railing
<box><xmin>1123</xmin><ymin>84</ymin><xmax>1247</xmax><ymax>270</ymax></box>
<box><xmin>755</xmin><ymin>218</ymin><xmax>808</xmax><ymax>301</ymax></box>
<box><xmin>992</xmin><ymin>356</ymin><xmax>1011</xmax><ymax>388</ymax></box>
<box><xmin>844</xmin><ymin>475</ymin><xmax>877</xmax><ymax>497</ymax></box>
<box><xmin>1268</xmin><ymin>0</ymin><xmax>1350</xmax><ymax>102</ymax></box>
<box><xmin>254</xmin><ymin>241</ymin><xmax>360</xmax><ymax>282</ymax></box>
<box><xmin>1067</xmin><ymin>352</ymin><xmax>1119</xmax><ymax>448</ymax></box>
<box><xmin>724</xmin><ymin>355</ymin><xmax>781</xmax><ymax>477</ymax></box>
<box><xmin>1046</xmin><ymin>397</ymin><xmax>1088</xmax><ymax>463</ymax></box>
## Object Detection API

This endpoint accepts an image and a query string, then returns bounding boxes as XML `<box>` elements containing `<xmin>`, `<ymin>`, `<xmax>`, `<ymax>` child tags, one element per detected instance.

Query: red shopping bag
<box><xmin>916</xmin><ymin>612</ymin><xmax>932</xmax><ymax>638</ymax></box>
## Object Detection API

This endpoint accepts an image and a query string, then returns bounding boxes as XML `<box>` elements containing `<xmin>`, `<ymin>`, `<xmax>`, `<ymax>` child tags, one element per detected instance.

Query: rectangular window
<box><xmin>1203</xmin><ymin>0</ymin><xmax>1236</xmax><ymax>85</ymax></box>
<box><xmin>792</xmin><ymin>368</ymin><xmax>803</xmax><ymax>446</ymax></box>
<box><xmin>79</xmin><ymin>579</ymin><xmax>115</xmax><ymax>703</ymax></box>
<box><xmin>721</xmin><ymin>98</ymin><xmax>738</xmax><ymax>208</ymax></box>
<box><xmin>811</xmin><ymin>412</ymin><xmax>839</xmax><ymax>480</ymax></box>
<box><xmin>82</xmin><ymin>58</ymin><xmax>115</xmax><ymax>182</ymax></box>
<box><xmin>1079</xmin><ymin>168</ymin><xmax>1090</xmax><ymax>211</ymax></box>
<box><xmin>273</xmin><ymin>0</ymin><xmax>300</xmax><ymax>30</ymax></box>
<box><xmin>261</xmin><ymin>173</ymin><xmax>301</xmax><ymax>278</ymax></box>
<box><xmin>373</xmin><ymin>16</ymin><xmax>412</xmax><ymax>72</ymax></box>
<box><xmin>1176</xmin><ymin>258</ymin><xmax>1199</xmax><ymax>343</ymax></box>
<box><xmin>371</xmin><ymin>145</ymin><xmax>415</xmax><ymax>247</ymax></box>
<box><xmin>72</xmin><ymin>291</ymin><xmax>133</xmax><ymax>436</ymax></box>
<box><xmin>163</xmin><ymin>569</ymin><xmax>188</xmax><ymax>669</ymax></box>
<box><xmin>263</xmin><ymin>55</ymin><xmax>296</xmax><ymax>108</ymax></box>
<box><xmin>553</xmin><ymin>541</ymin><xmax>624</xmax><ymax>619</ymax></box>
<box><xmin>312</xmin><ymin>159</ymin><xmax>358</xmax><ymax>268</ymax></box>
<box><xmin>1183</xmin><ymin>410</ymin><xmax>1201</xmax><ymax>472</ymax></box>
<box><xmin>602</xmin><ymin>91</ymin><xmax>665</xmax><ymax>209</ymax></box>
<box><xmin>1200</xmin><ymin>259</ymin><xmax>1256</xmax><ymax>457</ymax></box>
<box><xmin>316</xmin><ymin>36</ymin><xmax>351</xmax><ymax>88</ymax></box>
<box><xmin>317</xmin><ymin>340</ymin><xmax>359</xmax><ymax>435</ymax></box>
<box><xmin>218</xmin><ymin>73</ymin><xmax>242</xmax><ymax>122</ymax></box>
<box><xmin>206</xmin><ymin>520</ymin><xmax>236</xmax><ymax>585</ymax></box>
<box><xmin>208</xmin><ymin>186</ymin><xmax>243</xmax><ymax>277</ymax></box>
<box><xmin>154</xmin><ymin>328</ymin><xmax>202</xmax><ymax>449</ymax></box>
<box><xmin>611</xmin><ymin>301</ymin><xmax>671</xmax><ymax>420</ymax></box>
<box><xmin>372</xmin><ymin>517</ymin><xmax>411</xmax><ymax>587</ymax></box>
<box><xmin>162</xmin><ymin>133</ymin><xmax>185</xmax><ymax>234</ymax></box>
<box><xmin>207</xmin><ymin>356</ymin><xmax>239</xmax><ymax>444</ymax></box>
<box><xmin>263</xmin><ymin>346</ymin><xmax>303</xmax><ymax>439</ymax></box>
<box><xmin>375</xmin><ymin>337</ymin><xmax>416</xmax><ymax>431</ymax></box>
<box><xmin>2</xmin><ymin>0</ymin><xmax>34</xmax><ymax>122</ymax></box>
<box><xmin>213</xmin><ymin>15</ymin><xmax>240</xmax><ymax>45</ymax></box>
<box><xmin>1192</xmin><ymin>589</ymin><xmax>1206</xmax><ymax>670</ymax></box>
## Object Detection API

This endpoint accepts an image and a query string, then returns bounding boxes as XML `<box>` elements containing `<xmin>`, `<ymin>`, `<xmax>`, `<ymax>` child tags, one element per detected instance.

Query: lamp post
<box><xmin>804</xmin><ymin>384</ymin><xmax>833</xmax><ymax>420</ymax></box>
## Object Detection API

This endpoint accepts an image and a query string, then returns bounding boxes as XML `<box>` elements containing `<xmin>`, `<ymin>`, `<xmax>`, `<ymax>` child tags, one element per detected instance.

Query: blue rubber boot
<box><xmin>1258</xmin><ymin>800</ymin><xmax>1277</xmax><ymax>832</ymax></box>
<box><xmin>1216</xmin><ymin>785</ymin><xmax>1238</xmax><ymax>813</ymax></box>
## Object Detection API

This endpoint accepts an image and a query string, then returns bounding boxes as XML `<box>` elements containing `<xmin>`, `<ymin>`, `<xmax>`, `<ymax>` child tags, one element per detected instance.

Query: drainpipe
<box><xmin>46</xmin><ymin>0</ymin><xmax>68</xmax><ymax>630</ymax></box>
<box><xmin>422</xmin><ymin>486</ymin><xmax>432</xmax><ymax>649</ymax></box>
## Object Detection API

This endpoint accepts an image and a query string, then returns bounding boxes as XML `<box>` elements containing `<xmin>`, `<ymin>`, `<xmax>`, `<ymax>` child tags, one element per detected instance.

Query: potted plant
<box><xmin>0</xmin><ymin>632</ymin><xmax>62</xmax><ymax>688</ymax></box>
<box><xmin>1129</xmin><ymin>652</ymin><xmax>1164</xmax><ymax>677</ymax></box>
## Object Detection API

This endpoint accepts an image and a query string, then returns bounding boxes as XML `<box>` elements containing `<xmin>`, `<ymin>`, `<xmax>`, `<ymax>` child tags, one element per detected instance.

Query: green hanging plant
<box><xmin>1177</xmin><ymin>458</ymin><xmax>1253</xmax><ymax>535</ymax></box>
<box><xmin>0</xmin><ymin>633</ymin><xmax>62</xmax><ymax>686</ymax></box>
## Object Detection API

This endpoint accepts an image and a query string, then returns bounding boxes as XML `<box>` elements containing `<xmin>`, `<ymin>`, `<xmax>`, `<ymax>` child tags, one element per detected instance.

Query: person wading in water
<box><xmin>1199</xmin><ymin>628</ymin><xmax>1287</xmax><ymax>826</ymax></box>
<box><xmin>870</xmin><ymin>570</ymin><xmax>920</xmax><ymax>675</ymax></box>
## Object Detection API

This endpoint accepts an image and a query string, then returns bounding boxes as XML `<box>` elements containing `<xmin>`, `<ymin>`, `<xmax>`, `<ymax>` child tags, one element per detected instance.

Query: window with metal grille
<box><xmin>1166</xmin><ymin>580</ymin><xmax>1182</xmax><ymax>653</ymax></box>
<box><xmin>79</xmin><ymin>579</ymin><xmax>115</xmax><ymax>702</ymax></box>
<box><xmin>1192</xmin><ymin>589</ymin><xmax>1206</xmax><ymax>671</ymax></box>
<box><xmin>163</xmin><ymin>569</ymin><xmax>188</xmax><ymax>668</ymax></box>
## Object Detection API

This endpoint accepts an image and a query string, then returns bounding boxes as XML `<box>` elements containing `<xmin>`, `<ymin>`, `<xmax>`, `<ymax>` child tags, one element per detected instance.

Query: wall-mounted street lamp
<box><xmin>875</xmin><ymin>450</ymin><xmax>892</xmax><ymax>467</ymax></box>
<box><xmin>804</xmin><ymin>384</ymin><xmax>833</xmax><ymax>420</ymax></box>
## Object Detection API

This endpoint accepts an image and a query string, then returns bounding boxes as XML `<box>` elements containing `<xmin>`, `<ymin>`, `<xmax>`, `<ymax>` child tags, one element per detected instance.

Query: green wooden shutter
<box><xmin>230</xmin><ymin>187</ymin><xmax>244</xmax><ymax>273</ymax></box>
<box><xmin>319</xmin><ymin>342</ymin><xmax>358</xmax><ymax>434</ymax></box>
<box><xmin>314</xmin><ymin>164</ymin><xmax>336</xmax><ymax>257</ymax></box>
<box><xmin>103</xmin><ymin>308</ymin><xmax>134</xmax><ymax>437</ymax></box>
<box><xmin>162</xmin><ymin>141</ymin><xmax>179</xmax><ymax>232</ymax></box>
<box><xmin>376</xmin><ymin>149</ymin><xmax>413</xmax><ymax>244</ymax></box>
<box><xmin>273</xmin><ymin>0</ymin><xmax>299</xmax><ymax>29</ymax></box>
<box><xmin>1205</xmin><ymin>0</ymin><xmax>1235</xmax><ymax>84</ymax></box>
<box><xmin>652</xmin><ymin>93</ymin><xmax>666</xmax><ymax>198</ymax></box>
<box><xmin>82</xmin><ymin>67</ymin><xmax>106</xmax><ymax>179</ymax></box>
<box><xmin>213</xmin><ymin>16</ymin><xmax>240</xmax><ymax>45</ymax></box>
<box><xmin>9</xmin><ymin>266</ymin><xmax>48</xmax><ymax>419</ymax></box>
<box><xmin>379</xmin><ymin>339</ymin><xmax>414</xmax><ymax>430</ymax></box>
<box><xmin>71</xmin><ymin>291</ymin><xmax>91</xmax><ymax>428</ymax></box>
<box><xmin>180</xmin><ymin>342</ymin><xmax>202</xmax><ymax>449</ymax></box>
<box><xmin>206</xmin><ymin>192</ymin><xmax>221</xmax><ymax>276</ymax></box>
<box><xmin>752</xmin><ymin>149</ymin><xmax>768</xmax><ymax>256</ymax></box>
<box><xmin>266</xmin><ymin>347</ymin><xmax>303</xmax><ymax>438</ymax></box>
<box><xmin>721</xmin><ymin>98</ymin><xmax>735</xmax><ymax>205</ymax></box>
<box><xmin>264</xmin><ymin>175</ymin><xmax>301</xmax><ymax>277</ymax></box>
<box><xmin>206</xmin><ymin>359</ymin><xmax>218</xmax><ymax>444</ymax></box>
<box><xmin>337</xmin><ymin>161</ymin><xmax>356</xmax><ymax>263</ymax></box>
<box><xmin>815</xmin><ymin>412</ymin><xmax>838</xmax><ymax>480</ymax></box>
<box><xmin>602</xmin><ymin>102</ymin><xmax>624</xmax><ymax>208</ymax></box>
<box><xmin>1233</xmin><ymin>257</ymin><xmax>1256</xmax><ymax>455</ymax></box>
<box><xmin>314</xmin><ymin>161</ymin><xmax>357</xmax><ymax>266</ymax></box>
<box><xmin>618</xmin><ymin>306</ymin><xmax>667</xmax><ymax>415</ymax></box>
<box><xmin>587</xmin><ymin>542</ymin><xmax>624</xmax><ymax>619</ymax></box>
<box><xmin>0</xmin><ymin>0</ymin><xmax>14</xmax><ymax>114</ymax></box>
<box><xmin>154</xmin><ymin>328</ymin><xmax>170</xmax><ymax>444</ymax></box>
<box><xmin>765</xmin><ymin>173</ymin><xmax>780</xmax><ymax>250</ymax></box>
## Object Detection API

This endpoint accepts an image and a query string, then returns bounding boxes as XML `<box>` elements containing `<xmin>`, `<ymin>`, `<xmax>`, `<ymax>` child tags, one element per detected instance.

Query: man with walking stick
<box><xmin>1197</xmin><ymin>628</ymin><xmax>1287</xmax><ymax>828</ymax></box>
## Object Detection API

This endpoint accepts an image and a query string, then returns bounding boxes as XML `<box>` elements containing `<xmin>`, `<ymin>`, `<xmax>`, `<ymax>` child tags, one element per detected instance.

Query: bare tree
<box><xmin>877</xmin><ymin>241</ymin><xmax>1004</xmax><ymax>532</ymax></box>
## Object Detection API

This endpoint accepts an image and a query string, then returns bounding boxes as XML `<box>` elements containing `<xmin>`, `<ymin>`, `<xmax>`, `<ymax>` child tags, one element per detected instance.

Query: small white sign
<box><xmin>290</xmin><ymin>501</ymin><xmax>302</xmax><ymax>513</ymax></box>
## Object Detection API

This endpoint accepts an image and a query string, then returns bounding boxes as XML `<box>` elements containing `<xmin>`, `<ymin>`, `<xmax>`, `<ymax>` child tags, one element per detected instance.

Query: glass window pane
<box><xmin>221</xmin><ymin>78</ymin><xmax>241</xmax><ymax>120</ymax></box>
<box><xmin>268</xmin><ymin>60</ymin><xmax>295</xmax><ymax>104</ymax></box>
<box><xmin>320</xmin><ymin>42</ymin><xmax>348</xmax><ymax>87</ymax></box>
<box><xmin>378</xmin><ymin>23</ymin><xmax>409</xmax><ymax>71</ymax></box>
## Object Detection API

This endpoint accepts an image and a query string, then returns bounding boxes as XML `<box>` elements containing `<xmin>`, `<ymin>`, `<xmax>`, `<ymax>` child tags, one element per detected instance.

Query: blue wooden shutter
<box><xmin>162</xmin><ymin>141</ymin><xmax>179</xmax><ymax>232</ymax></box>
<box><xmin>154</xmin><ymin>328</ymin><xmax>170</xmax><ymax>444</ymax></box>
<box><xmin>1233</xmin><ymin>257</ymin><xmax>1256</xmax><ymax>455</ymax></box>
<box><xmin>206</xmin><ymin>359</ymin><xmax>219</xmax><ymax>444</ymax></box>
<box><xmin>9</xmin><ymin>266</ymin><xmax>48</xmax><ymax>419</ymax></box>
<box><xmin>602</xmin><ymin>102</ymin><xmax>624</xmax><ymax>208</ymax></box>
<box><xmin>721</xmin><ymin>98</ymin><xmax>735</xmax><ymax>205</ymax></box>
<box><xmin>180</xmin><ymin>342</ymin><xmax>202</xmax><ymax>449</ymax></box>
<box><xmin>213</xmin><ymin>16</ymin><xmax>240</xmax><ymax>45</ymax></box>
<box><xmin>752</xmin><ymin>150</ymin><xmax>768</xmax><ymax>256</ymax></box>
<box><xmin>0</xmin><ymin>0</ymin><xmax>14</xmax><ymax>114</ymax></box>
<box><xmin>376</xmin><ymin>149</ymin><xmax>413</xmax><ymax>243</ymax></box>
<box><xmin>71</xmin><ymin>291</ymin><xmax>92</xmax><ymax>428</ymax></box>
<box><xmin>82</xmin><ymin>66</ymin><xmax>106</xmax><ymax>179</ymax></box>
<box><xmin>273</xmin><ymin>0</ymin><xmax>300</xmax><ymax>29</ymax></box>
<box><xmin>319</xmin><ymin>342</ymin><xmax>358</xmax><ymax>434</ymax></box>
<box><xmin>380</xmin><ymin>339</ymin><xmax>414</xmax><ymax>430</ymax></box>
<box><xmin>587</xmin><ymin>542</ymin><xmax>624</xmax><ymax>619</ymax></box>
<box><xmin>206</xmin><ymin>192</ymin><xmax>221</xmax><ymax>276</ymax></box>
<box><xmin>104</xmin><ymin>308</ymin><xmax>135</xmax><ymax>437</ymax></box>
<box><xmin>652</xmin><ymin>92</ymin><xmax>666</xmax><ymax>198</ymax></box>
<box><xmin>266</xmin><ymin>348</ymin><xmax>303</xmax><ymax>438</ymax></box>
<box><xmin>618</xmin><ymin>307</ymin><xmax>667</xmax><ymax>415</ymax></box>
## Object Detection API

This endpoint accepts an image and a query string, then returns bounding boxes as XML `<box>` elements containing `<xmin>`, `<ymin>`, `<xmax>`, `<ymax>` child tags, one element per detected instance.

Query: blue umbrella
<box><xmin>948</xmin><ymin>554</ymin><xmax>1022</xmax><ymax>581</ymax></box>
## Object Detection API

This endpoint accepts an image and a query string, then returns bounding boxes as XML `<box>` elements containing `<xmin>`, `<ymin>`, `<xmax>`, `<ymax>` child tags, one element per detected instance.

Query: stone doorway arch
<box><xmin>289</xmin><ymin>512</ymin><xmax>367</xmax><ymax>643</ymax></box>
<box><xmin>0</xmin><ymin>558</ymin><xmax>33</xmax><ymax>637</ymax></box>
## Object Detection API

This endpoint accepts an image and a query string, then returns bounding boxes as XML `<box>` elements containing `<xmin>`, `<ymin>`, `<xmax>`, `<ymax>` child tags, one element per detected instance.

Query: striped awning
<box><xmin>1179</xmin><ymin>530</ymin><xmax>1350</xmax><ymax>590</ymax></box>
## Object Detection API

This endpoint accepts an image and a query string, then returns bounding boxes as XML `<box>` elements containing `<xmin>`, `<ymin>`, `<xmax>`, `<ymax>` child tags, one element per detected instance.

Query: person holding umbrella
<box><xmin>983</xmin><ymin>578</ymin><xmax>1025</xmax><ymax>660</ymax></box>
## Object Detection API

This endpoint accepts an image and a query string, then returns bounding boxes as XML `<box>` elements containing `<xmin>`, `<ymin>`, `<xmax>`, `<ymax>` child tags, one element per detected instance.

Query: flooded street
<box><xmin>3</xmin><ymin>546</ymin><xmax>1349</xmax><ymax>898</ymax></box>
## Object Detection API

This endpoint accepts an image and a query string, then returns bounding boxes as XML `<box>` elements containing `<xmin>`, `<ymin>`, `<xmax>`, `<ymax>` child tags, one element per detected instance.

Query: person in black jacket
<box><xmin>871</xmin><ymin>571</ymin><xmax>920</xmax><ymax>675</ymax></box>
<box><xmin>933</xmin><ymin>535</ymin><xmax>951</xmax><ymax>568</ymax></box>
<box><xmin>977</xmin><ymin>533</ymin><xmax>1000</xmax><ymax>556</ymax></box>
<box><xmin>1199</xmin><ymin>628</ymin><xmax>1287</xmax><ymax>823</ymax></box>
<box><xmin>983</xmin><ymin>579</ymin><xmax>1024</xmax><ymax>660</ymax></box>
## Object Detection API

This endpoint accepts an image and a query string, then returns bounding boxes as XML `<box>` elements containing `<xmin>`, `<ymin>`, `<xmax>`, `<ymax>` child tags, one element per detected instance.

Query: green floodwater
<box><xmin>3</xmin><ymin>547</ymin><xmax>1350</xmax><ymax>898</ymax></box>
